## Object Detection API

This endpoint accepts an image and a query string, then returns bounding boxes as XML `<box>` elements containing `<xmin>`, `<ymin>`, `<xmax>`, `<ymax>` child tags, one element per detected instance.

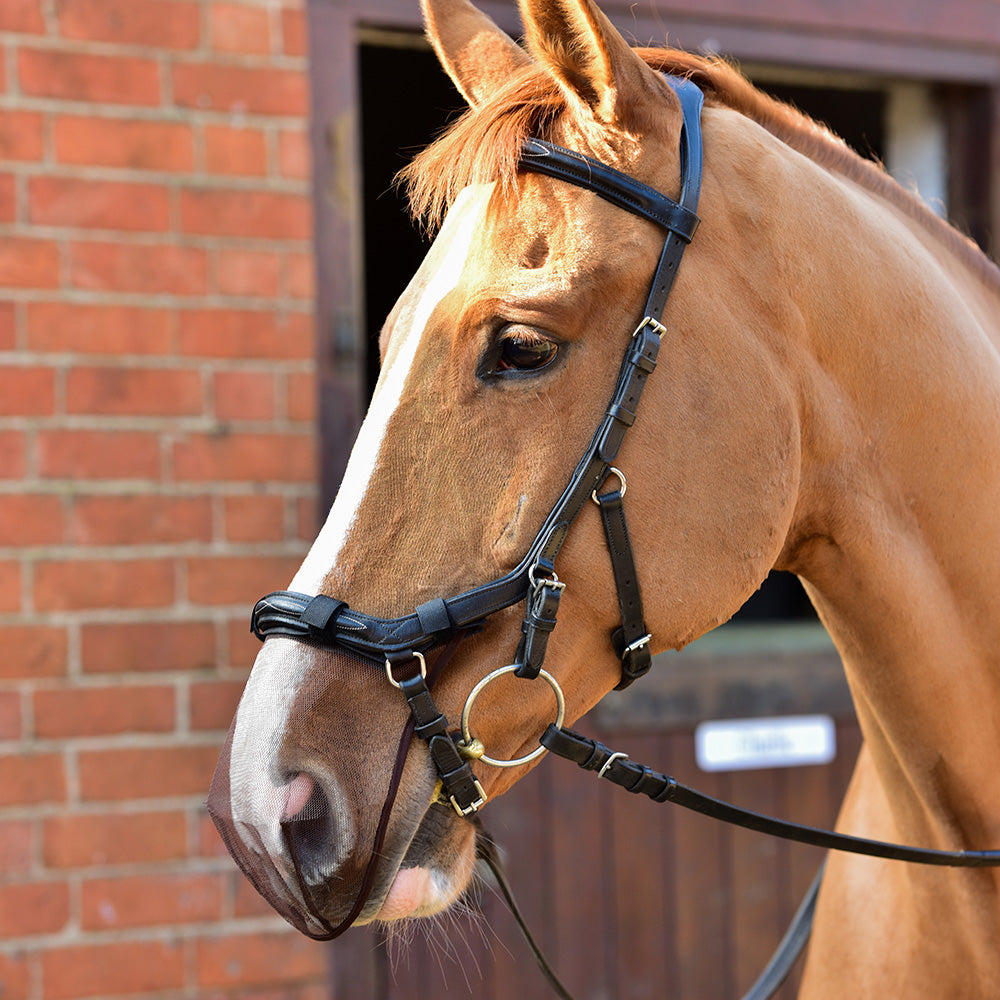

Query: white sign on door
<box><xmin>695</xmin><ymin>715</ymin><xmax>836</xmax><ymax>772</ymax></box>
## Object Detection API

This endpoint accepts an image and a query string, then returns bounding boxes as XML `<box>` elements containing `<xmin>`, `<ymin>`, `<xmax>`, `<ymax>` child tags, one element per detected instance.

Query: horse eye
<box><xmin>495</xmin><ymin>327</ymin><xmax>559</xmax><ymax>372</ymax></box>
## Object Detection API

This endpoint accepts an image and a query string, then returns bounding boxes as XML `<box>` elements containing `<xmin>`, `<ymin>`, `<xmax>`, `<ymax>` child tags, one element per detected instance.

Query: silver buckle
<box><xmin>528</xmin><ymin>562</ymin><xmax>566</xmax><ymax>595</ymax></box>
<box><xmin>598</xmin><ymin>751</ymin><xmax>629</xmax><ymax>779</ymax></box>
<box><xmin>633</xmin><ymin>316</ymin><xmax>667</xmax><ymax>339</ymax></box>
<box><xmin>624</xmin><ymin>633</ymin><xmax>652</xmax><ymax>657</ymax></box>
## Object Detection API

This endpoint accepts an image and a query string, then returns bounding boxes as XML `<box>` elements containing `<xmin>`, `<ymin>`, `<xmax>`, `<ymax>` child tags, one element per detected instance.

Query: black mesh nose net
<box><xmin>206</xmin><ymin>640</ymin><xmax>458</xmax><ymax>940</ymax></box>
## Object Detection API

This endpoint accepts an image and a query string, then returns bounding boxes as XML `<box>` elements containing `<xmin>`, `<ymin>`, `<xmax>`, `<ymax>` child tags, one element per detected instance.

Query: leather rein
<box><xmin>249</xmin><ymin>76</ymin><xmax>1000</xmax><ymax>995</ymax></box>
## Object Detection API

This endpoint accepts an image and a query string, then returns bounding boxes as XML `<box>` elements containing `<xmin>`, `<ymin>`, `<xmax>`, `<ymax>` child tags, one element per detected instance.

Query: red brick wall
<box><xmin>0</xmin><ymin>1</ymin><xmax>328</xmax><ymax>997</ymax></box>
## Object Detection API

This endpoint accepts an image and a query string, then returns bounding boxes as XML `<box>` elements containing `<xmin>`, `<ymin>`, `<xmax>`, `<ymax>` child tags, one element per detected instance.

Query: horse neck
<box><xmin>775</xmin><ymin>171</ymin><xmax>1000</xmax><ymax>851</ymax></box>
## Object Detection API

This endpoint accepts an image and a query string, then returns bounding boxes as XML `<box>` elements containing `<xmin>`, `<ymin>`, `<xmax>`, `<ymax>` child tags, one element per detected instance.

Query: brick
<box><xmin>0</xmin><ymin>237</ymin><xmax>60</xmax><ymax>288</ymax></box>
<box><xmin>278</xmin><ymin>128</ymin><xmax>310</xmax><ymax>179</ymax></box>
<box><xmin>29</xmin><ymin>177</ymin><xmax>170</xmax><ymax>232</ymax></box>
<box><xmin>0</xmin><ymin>953</ymin><xmax>29</xmax><ymax>1000</ymax></box>
<box><xmin>18</xmin><ymin>48</ymin><xmax>161</xmax><ymax>105</ymax></box>
<box><xmin>0</xmin><ymin>494</ymin><xmax>63</xmax><ymax>546</ymax></box>
<box><xmin>27</xmin><ymin>302</ymin><xmax>172</xmax><ymax>355</ymax></box>
<box><xmin>285</xmin><ymin>371</ymin><xmax>315</xmax><ymax>422</ymax></box>
<box><xmin>0</xmin><ymin>174</ymin><xmax>15</xmax><ymax>222</ymax></box>
<box><xmin>223</xmin><ymin>493</ymin><xmax>284</xmax><ymax>542</ymax></box>
<box><xmin>0</xmin><ymin>189</ymin><xmax>12</xmax><ymax>229</ymax></box>
<box><xmin>82</xmin><ymin>871</ymin><xmax>224</xmax><ymax>929</ymax></box>
<box><xmin>0</xmin><ymin>301</ymin><xmax>15</xmax><ymax>349</ymax></box>
<box><xmin>281</xmin><ymin>7</ymin><xmax>307</xmax><ymax>56</ymax></box>
<box><xmin>209</xmin><ymin>2</ymin><xmax>271</xmax><ymax>54</ymax></box>
<box><xmin>66</xmin><ymin>365</ymin><xmax>203</xmax><ymax>416</ymax></box>
<box><xmin>0</xmin><ymin>430</ymin><xmax>26</xmax><ymax>478</ymax></box>
<box><xmin>172</xmin><ymin>62</ymin><xmax>308</xmax><ymax>117</ymax></box>
<box><xmin>0</xmin><ymin>819</ymin><xmax>33</xmax><ymax>873</ymax></box>
<box><xmin>54</xmin><ymin>115</ymin><xmax>194</xmax><ymax>171</ymax></box>
<box><xmin>0</xmin><ymin>690</ymin><xmax>21</xmax><ymax>739</ymax></box>
<box><xmin>233</xmin><ymin>869</ymin><xmax>276</xmax><ymax>917</ymax></box>
<box><xmin>0</xmin><ymin>561</ymin><xmax>21</xmax><ymax>612</ymax></box>
<box><xmin>59</xmin><ymin>0</ymin><xmax>201</xmax><ymax>48</ymax></box>
<box><xmin>285</xmin><ymin>251</ymin><xmax>314</xmax><ymax>300</ymax></box>
<box><xmin>78</xmin><ymin>744</ymin><xmax>219</xmax><ymax>800</ymax></box>
<box><xmin>178</xmin><ymin>308</ymin><xmax>312</xmax><ymax>359</ymax></box>
<box><xmin>34</xmin><ymin>558</ymin><xmax>175</xmax><ymax>611</ymax></box>
<box><xmin>296</xmin><ymin>495</ymin><xmax>318</xmax><ymax>540</ymax></box>
<box><xmin>41</xmin><ymin>940</ymin><xmax>184</xmax><ymax>1000</ymax></box>
<box><xmin>0</xmin><ymin>365</ymin><xmax>55</xmax><ymax>415</ymax></box>
<box><xmin>0</xmin><ymin>625</ymin><xmax>67</xmax><ymax>679</ymax></box>
<box><xmin>0</xmin><ymin>882</ymin><xmax>70</xmax><ymax>937</ymax></box>
<box><xmin>70</xmin><ymin>241</ymin><xmax>208</xmax><ymax>296</ymax></box>
<box><xmin>191</xmin><ymin>679</ymin><xmax>245</xmax><ymax>730</ymax></box>
<box><xmin>38</xmin><ymin>429</ymin><xmax>161</xmax><ymax>479</ymax></box>
<box><xmin>0</xmin><ymin>0</ymin><xmax>45</xmax><ymax>33</ymax></box>
<box><xmin>173</xmin><ymin>432</ymin><xmax>315</xmax><ymax>483</ymax></box>
<box><xmin>196</xmin><ymin>931</ymin><xmax>327</xmax><ymax>988</ymax></box>
<box><xmin>0</xmin><ymin>753</ymin><xmax>65</xmax><ymax>807</ymax></box>
<box><xmin>187</xmin><ymin>554</ymin><xmax>303</xmax><ymax>605</ymax></box>
<box><xmin>216</xmin><ymin>248</ymin><xmax>280</xmax><ymax>297</ymax></box>
<box><xmin>214</xmin><ymin>370</ymin><xmax>275</xmax><ymax>420</ymax></box>
<box><xmin>181</xmin><ymin>188</ymin><xmax>310</xmax><ymax>240</ymax></box>
<box><xmin>34</xmin><ymin>684</ymin><xmax>175</xmax><ymax>739</ymax></box>
<box><xmin>203</xmin><ymin>123</ymin><xmax>267</xmax><ymax>176</ymax></box>
<box><xmin>44</xmin><ymin>809</ymin><xmax>187</xmax><ymax>868</ymax></box>
<box><xmin>68</xmin><ymin>494</ymin><xmax>212</xmax><ymax>545</ymax></box>
<box><xmin>81</xmin><ymin>620</ymin><xmax>216</xmax><ymax>674</ymax></box>
<box><xmin>197</xmin><ymin>810</ymin><xmax>230</xmax><ymax>857</ymax></box>
<box><xmin>227</xmin><ymin>615</ymin><xmax>262</xmax><ymax>669</ymax></box>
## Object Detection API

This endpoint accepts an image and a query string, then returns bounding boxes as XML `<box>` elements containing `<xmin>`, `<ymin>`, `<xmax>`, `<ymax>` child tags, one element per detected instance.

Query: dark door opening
<box><xmin>358</xmin><ymin>39</ymin><xmax>464</xmax><ymax>396</ymax></box>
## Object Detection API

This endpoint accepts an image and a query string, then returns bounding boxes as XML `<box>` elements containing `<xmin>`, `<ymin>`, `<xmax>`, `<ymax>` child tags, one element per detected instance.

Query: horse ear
<box><xmin>421</xmin><ymin>0</ymin><xmax>532</xmax><ymax>108</ymax></box>
<box><xmin>520</xmin><ymin>0</ymin><xmax>672</xmax><ymax>130</ymax></box>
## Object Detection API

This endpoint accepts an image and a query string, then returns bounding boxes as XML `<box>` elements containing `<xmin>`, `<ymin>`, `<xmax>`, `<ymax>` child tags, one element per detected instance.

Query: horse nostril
<box><xmin>280</xmin><ymin>774</ymin><xmax>334</xmax><ymax>884</ymax></box>
<box><xmin>282</xmin><ymin>773</ymin><xmax>316</xmax><ymax>821</ymax></box>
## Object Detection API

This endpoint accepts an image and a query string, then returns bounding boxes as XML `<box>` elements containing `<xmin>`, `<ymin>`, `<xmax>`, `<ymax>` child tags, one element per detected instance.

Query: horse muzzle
<box><xmin>207</xmin><ymin>637</ymin><xmax>479</xmax><ymax>937</ymax></box>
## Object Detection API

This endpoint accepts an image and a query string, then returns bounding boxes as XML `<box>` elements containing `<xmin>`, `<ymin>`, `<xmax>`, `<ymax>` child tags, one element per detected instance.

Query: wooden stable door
<box><xmin>328</xmin><ymin>711</ymin><xmax>861</xmax><ymax>1000</ymax></box>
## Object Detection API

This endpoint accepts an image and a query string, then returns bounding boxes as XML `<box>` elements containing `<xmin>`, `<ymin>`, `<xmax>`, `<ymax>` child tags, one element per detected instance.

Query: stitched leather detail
<box><xmin>521</xmin><ymin>138</ymin><xmax>700</xmax><ymax>240</ymax></box>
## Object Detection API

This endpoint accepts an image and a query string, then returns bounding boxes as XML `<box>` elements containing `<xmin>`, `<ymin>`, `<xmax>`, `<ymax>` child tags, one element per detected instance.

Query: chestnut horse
<box><xmin>210</xmin><ymin>0</ymin><xmax>1000</xmax><ymax>994</ymax></box>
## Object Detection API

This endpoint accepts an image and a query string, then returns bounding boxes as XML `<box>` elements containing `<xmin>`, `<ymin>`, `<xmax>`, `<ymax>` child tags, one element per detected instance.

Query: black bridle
<box><xmin>253</xmin><ymin>74</ymin><xmax>705</xmax><ymax>815</ymax></box>
<box><xmin>249</xmin><ymin>72</ymin><xmax>1000</xmax><ymax>996</ymax></box>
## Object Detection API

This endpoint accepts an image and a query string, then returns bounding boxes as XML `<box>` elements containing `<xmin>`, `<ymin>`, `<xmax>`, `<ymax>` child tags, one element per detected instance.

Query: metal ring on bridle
<box><xmin>592</xmin><ymin>466</ymin><xmax>626</xmax><ymax>504</ymax></box>
<box><xmin>384</xmin><ymin>651</ymin><xmax>426</xmax><ymax>690</ymax></box>
<box><xmin>460</xmin><ymin>665</ymin><xmax>565</xmax><ymax>768</ymax></box>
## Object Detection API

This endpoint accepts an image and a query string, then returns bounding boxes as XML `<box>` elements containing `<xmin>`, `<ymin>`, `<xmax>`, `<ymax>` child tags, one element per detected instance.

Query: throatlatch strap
<box><xmin>594</xmin><ymin>484</ymin><xmax>651</xmax><ymax>688</ymax></box>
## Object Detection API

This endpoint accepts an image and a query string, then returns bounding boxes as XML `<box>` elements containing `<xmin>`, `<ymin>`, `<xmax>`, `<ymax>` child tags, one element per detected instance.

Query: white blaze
<box><xmin>229</xmin><ymin>186</ymin><xmax>490</xmax><ymax>876</ymax></box>
<box><xmin>291</xmin><ymin>185</ymin><xmax>490</xmax><ymax>593</ymax></box>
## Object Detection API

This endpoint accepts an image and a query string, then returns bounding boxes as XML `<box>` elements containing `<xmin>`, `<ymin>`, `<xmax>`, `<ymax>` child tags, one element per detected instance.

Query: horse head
<box><xmin>210</xmin><ymin>0</ymin><xmax>804</xmax><ymax>937</ymax></box>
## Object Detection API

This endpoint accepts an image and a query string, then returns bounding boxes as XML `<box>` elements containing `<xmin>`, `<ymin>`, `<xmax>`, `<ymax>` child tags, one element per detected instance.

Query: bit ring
<box><xmin>460</xmin><ymin>665</ymin><xmax>565</xmax><ymax>768</ymax></box>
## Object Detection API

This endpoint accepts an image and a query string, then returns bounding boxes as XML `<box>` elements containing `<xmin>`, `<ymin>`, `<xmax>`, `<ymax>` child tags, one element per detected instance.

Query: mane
<box><xmin>402</xmin><ymin>48</ymin><xmax>1000</xmax><ymax>291</ymax></box>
